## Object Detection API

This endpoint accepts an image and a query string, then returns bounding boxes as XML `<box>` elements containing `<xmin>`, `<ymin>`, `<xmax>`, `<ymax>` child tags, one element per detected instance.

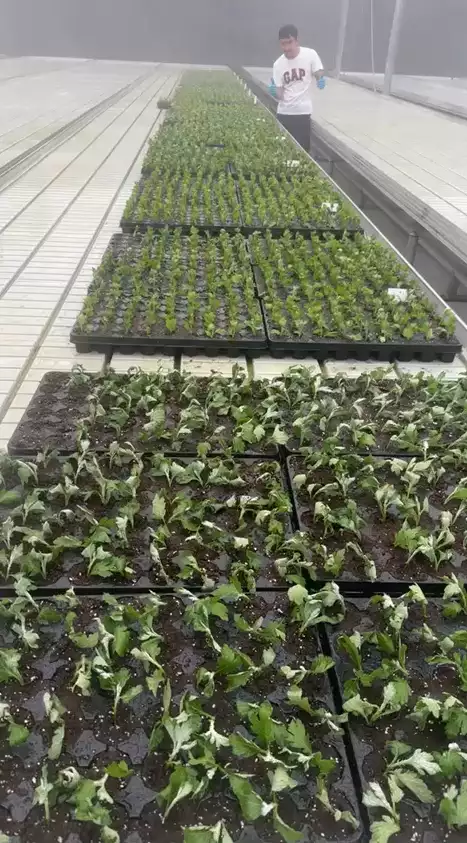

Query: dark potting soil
<box><xmin>288</xmin><ymin>458</ymin><xmax>467</xmax><ymax>583</ymax></box>
<box><xmin>327</xmin><ymin>600</ymin><xmax>467</xmax><ymax>843</ymax></box>
<box><xmin>0</xmin><ymin>456</ymin><xmax>291</xmax><ymax>588</ymax></box>
<box><xmin>0</xmin><ymin>595</ymin><xmax>363</xmax><ymax>843</ymax></box>
<box><xmin>8</xmin><ymin>373</ymin><xmax>278</xmax><ymax>458</ymax></box>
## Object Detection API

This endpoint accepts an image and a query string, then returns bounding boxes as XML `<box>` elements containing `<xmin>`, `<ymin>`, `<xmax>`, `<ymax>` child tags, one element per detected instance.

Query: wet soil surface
<box><xmin>0</xmin><ymin>595</ymin><xmax>363</xmax><ymax>843</ymax></box>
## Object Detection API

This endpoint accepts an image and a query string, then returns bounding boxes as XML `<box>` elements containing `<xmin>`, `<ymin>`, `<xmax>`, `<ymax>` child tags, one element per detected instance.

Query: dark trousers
<box><xmin>277</xmin><ymin>113</ymin><xmax>311</xmax><ymax>151</ymax></box>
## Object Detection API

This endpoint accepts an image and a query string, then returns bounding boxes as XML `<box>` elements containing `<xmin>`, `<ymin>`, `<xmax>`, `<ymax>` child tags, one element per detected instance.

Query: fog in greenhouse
<box><xmin>0</xmin><ymin>0</ymin><xmax>466</xmax><ymax>76</ymax></box>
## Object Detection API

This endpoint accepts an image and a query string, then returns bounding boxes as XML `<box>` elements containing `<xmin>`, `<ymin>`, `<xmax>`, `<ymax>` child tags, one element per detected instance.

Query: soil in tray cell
<box><xmin>248</xmin><ymin>232</ymin><xmax>459</xmax><ymax>351</ymax></box>
<box><xmin>327</xmin><ymin>592</ymin><xmax>467</xmax><ymax>843</ymax></box>
<box><xmin>0</xmin><ymin>593</ymin><xmax>364</xmax><ymax>843</ymax></box>
<box><xmin>8</xmin><ymin>370</ymin><xmax>281</xmax><ymax>458</ymax></box>
<box><xmin>287</xmin><ymin>453</ymin><xmax>467</xmax><ymax>583</ymax></box>
<box><xmin>122</xmin><ymin>171</ymin><xmax>242</xmax><ymax>227</ymax></box>
<box><xmin>71</xmin><ymin>230</ymin><xmax>264</xmax><ymax>345</ymax></box>
<box><xmin>0</xmin><ymin>452</ymin><xmax>291</xmax><ymax>588</ymax></box>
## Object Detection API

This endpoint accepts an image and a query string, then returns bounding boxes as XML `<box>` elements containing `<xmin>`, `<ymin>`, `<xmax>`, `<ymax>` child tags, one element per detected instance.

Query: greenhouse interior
<box><xmin>1</xmin><ymin>4</ymin><xmax>467</xmax><ymax>838</ymax></box>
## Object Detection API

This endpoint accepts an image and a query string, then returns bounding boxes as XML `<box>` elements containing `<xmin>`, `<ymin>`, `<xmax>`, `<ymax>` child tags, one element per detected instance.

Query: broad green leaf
<box><xmin>152</xmin><ymin>493</ymin><xmax>166</xmax><ymax>521</ymax></box>
<box><xmin>0</xmin><ymin>491</ymin><xmax>21</xmax><ymax>506</ymax></box>
<box><xmin>273</xmin><ymin>810</ymin><xmax>303</xmax><ymax>843</ymax></box>
<box><xmin>121</xmin><ymin>684</ymin><xmax>143</xmax><ymax>705</ymax></box>
<box><xmin>105</xmin><ymin>760</ymin><xmax>132</xmax><ymax>779</ymax></box>
<box><xmin>37</xmin><ymin>607</ymin><xmax>62</xmax><ymax>624</ymax></box>
<box><xmin>362</xmin><ymin>783</ymin><xmax>394</xmax><ymax>814</ymax></box>
<box><xmin>338</xmin><ymin>632</ymin><xmax>362</xmax><ymax>669</ymax></box>
<box><xmin>113</xmin><ymin>626</ymin><xmax>131</xmax><ymax>657</ymax></box>
<box><xmin>229</xmin><ymin>733</ymin><xmax>260</xmax><ymax>758</ymax></box>
<box><xmin>309</xmin><ymin>654</ymin><xmax>335</xmax><ymax>674</ymax></box>
<box><xmin>272</xmin><ymin>426</ymin><xmax>288</xmax><ymax>446</ymax></box>
<box><xmin>343</xmin><ymin>694</ymin><xmax>377</xmax><ymax>722</ymax></box>
<box><xmin>70</xmin><ymin>631</ymin><xmax>99</xmax><ymax>649</ymax></box>
<box><xmin>287</xmin><ymin>584</ymin><xmax>307</xmax><ymax>606</ymax></box>
<box><xmin>292</xmin><ymin>475</ymin><xmax>307</xmax><ymax>490</ymax></box>
<box><xmin>0</xmin><ymin>649</ymin><xmax>22</xmax><ymax>684</ymax></box>
<box><xmin>48</xmin><ymin>724</ymin><xmax>65</xmax><ymax>760</ymax></box>
<box><xmin>228</xmin><ymin>774</ymin><xmax>272</xmax><ymax>821</ymax></box>
<box><xmin>158</xmin><ymin>766</ymin><xmax>196</xmax><ymax>819</ymax></box>
<box><xmin>262</xmin><ymin>647</ymin><xmax>276</xmax><ymax>667</ymax></box>
<box><xmin>393</xmin><ymin>770</ymin><xmax>435</xmax><ymax>804</ymax></box>
<box><xmin>269</xmin><ymin>766</ymin><xmax>297</xmax><ymax>793</ymax></box>
<box><xmin>369</xmin><ymin>816</ymin><xmax>400</xmax><ymax>843</ymax></box>
<box><xmin>184</xmin><ymin>828</ymin><xmax>216</xmax><ymax>843</ymax></box>
<box><xmin>147</xmin><ymin>668</ymin><xmax>165</xmax><ymax>698</ymax></box>
<box><xmin>101</xmin><ymin>828</ymin><xmax>120</xmax><ymax>843</ymax></box>
<box><xmin>401</xmin><ymin>748</ymin><xmax>440</xmax><ymax>776</ymax></box>
<box><xmin>184</xmin><ymin>823</ymin><xmax>233</xmax><ymax>843</ymax></box>
<box><xmin>286</xmin><ymin>719</ymin><xmax>312</xmax><ymax>754</ymax></box>
<box><xmin>8</xmin><ymin>721</ymin><xmax>29</xmax><ymax>746</ymax></box>
<box><xmin>287</xmin><ymin>686</ymin><xmax>313</xmax><ymax>715</ymax></box>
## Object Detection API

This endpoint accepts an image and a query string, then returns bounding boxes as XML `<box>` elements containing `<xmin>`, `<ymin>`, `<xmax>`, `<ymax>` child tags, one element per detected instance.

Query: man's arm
<box><xmin>310</xmin><ymin>50</ymin><xmax>324</xmax><ymax>79</ymax></box>
<box><xmin>269</xmin><ymin>65</ymin><xmax>284</xmax><ymax>100</ymax></box>
<box><xmin>310</xmin><ymin>50</ymin><xmax>325</xmax><ymax>88</ymax></box>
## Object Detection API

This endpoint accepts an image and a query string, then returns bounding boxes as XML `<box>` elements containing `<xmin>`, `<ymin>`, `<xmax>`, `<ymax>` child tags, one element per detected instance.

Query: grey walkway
<box><xmin>341</xmin><ymin>73</ymin><xmax>467</xmax><ymax>119</ymax></box>
<box><xmin>0</xmin><ymin>60</ymin><xmax>157</xmax><ymax>171</ymax></box>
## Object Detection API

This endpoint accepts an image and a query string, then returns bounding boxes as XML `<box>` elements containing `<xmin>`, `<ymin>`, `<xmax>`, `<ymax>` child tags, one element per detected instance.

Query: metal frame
<box><xmin>335</xmin><ymin>0</ymin><xmax>350</xmax><ymax>78</ymax></box>
<box><xmin>383</xmin><ymin>0</ymin><xmax>407</xmax><ymax>95</ymax></box>
<box><xmin>233</xmin><ymin>68</ymin><xmax>467</xmax><ymax>350</ymax></box>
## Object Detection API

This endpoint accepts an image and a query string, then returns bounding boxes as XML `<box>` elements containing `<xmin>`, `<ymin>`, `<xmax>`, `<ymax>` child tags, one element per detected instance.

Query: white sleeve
<box><xmin>273</xmin><ymin>61</ymin><xmax>282</xmax><ymax>87</ymax></box>
<box><xmin>310</xmin><ymin>49</ymin><xmax>324</xmax><ymax>74</ymax></box>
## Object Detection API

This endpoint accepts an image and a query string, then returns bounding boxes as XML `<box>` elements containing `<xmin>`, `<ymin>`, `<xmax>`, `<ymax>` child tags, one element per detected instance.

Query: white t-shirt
<box><xmin>273</xmin><ymin>47</ymin><xmax>323</xmax><ymax>115</ymax></box>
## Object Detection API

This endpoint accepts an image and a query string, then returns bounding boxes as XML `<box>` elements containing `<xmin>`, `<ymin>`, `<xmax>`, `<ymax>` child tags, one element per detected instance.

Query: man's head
<box><xmin>279</xmin><ymin>24</ymin><xmax>300</xmax><ymax>59</ymax></box>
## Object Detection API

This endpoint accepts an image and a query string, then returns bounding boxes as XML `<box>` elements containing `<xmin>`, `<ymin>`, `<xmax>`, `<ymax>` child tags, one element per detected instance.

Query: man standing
<box><xmin>270</xmin><ymin>24</ymin><xmax>325</xmax><ymax>151</ymax></box>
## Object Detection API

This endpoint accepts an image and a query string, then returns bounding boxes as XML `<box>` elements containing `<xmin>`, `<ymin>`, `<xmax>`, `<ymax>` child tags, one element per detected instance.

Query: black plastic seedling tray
<box><xmin>1</xmin><ymin>453</ymin><xmax>291</xmax><ymax>590</ymax></box>
<box><xmin>70</xmin><ymin>330</ymin><xmax>267</xmax><ymax>356</ymax></box>
<box><xmin>6</xmin><ymin>372</ymin><xmax>278</xmax><ymax>458</ymax></box>
<box><xmin>119</xmin><ymin>219</ymin><xmax>363</xmax><ymax>239</ymax></box>
<box><xmin>322</xmin><ymin>596</ymin><xmax>467</xmax><ymax>843</ymax></box>
<box><xmin>260</xmin><ymin>302</ymin><xmax>461</xmax><ymax>363</ymax></box>
<box><xmin>0</xmin><ymin>590</ymin><xmax>367</xmax><ymax>843</ymax></box>
<box><xmin>285</xmin><ymin>454</ymin><xmax>467</xmax><ymax>591</ymax></box>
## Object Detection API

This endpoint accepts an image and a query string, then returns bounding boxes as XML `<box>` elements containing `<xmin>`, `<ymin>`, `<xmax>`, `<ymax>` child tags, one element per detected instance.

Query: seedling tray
<box><xmin>285</xmin><ymin>454</ymin><xmax>467</xmax><ymax>587</ymax></box>
<box><xmin>0</xmin><ymin>453</ymin><xmax>291</xmax><ymax>589</ymax></box>
<box><xmin>7</xmin><ymin>368</ymin><xmax>279</xmax><ymax>457</ymax></box>
<box><xmin>261</xmin><ymin>304</ymin><xmax>461</xmax><ymax>363</ymax></box>
<box><xmin>324</xmin><ymin>595</ymin><xmax>467</xmax><ymax>843</ymax></box>
<box><xmin>70</xmin><ymin>330</ymin><xmax>267</xmax><ymax>356</ymax></box>
<box><xmin>0</xmin><ymin>591</ymin><xmax>365</xmax><ymax>842</ymax></box>
<box><xmin>119</xmin><ymin>219</ymin><xmax>362</xmax><ymax>239</ymax></box>
<box><xmin>71</xmin><ymin>230</ymin><xmax>266</xmax><ymax>356</ymax></box>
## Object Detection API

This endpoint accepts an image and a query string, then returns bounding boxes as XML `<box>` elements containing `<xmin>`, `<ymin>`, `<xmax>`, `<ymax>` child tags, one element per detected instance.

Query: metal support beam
<box><xmin>335</xmin><ymin>0</ymin><xmax>350</xmax><ymax>78</ymax></box>
<box><xmin>383</xmin><ymin>0</ymin><xmax>407</xmax><ymax>95</ymax></box>
<box><xmin>446</xmin><ymin>273</ymin><xmax>463</xmax><ymax>300</ymax></box>
<box><xmin>406</xmin><ymin>231</ymin><xmax>419</xmax><ymax>265</ymax></box>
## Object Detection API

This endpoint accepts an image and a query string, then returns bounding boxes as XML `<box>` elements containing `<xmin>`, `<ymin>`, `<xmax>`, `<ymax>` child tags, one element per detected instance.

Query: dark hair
<box><xmin>279</xmin><ymin>24</ymin><xmax>298</xmax><ymax>40</ymax></box>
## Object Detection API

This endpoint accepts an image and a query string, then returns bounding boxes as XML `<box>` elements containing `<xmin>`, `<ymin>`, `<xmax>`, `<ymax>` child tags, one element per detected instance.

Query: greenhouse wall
<box><xmin>0</xmin><ymin>0</ymin><xmax>466</xmax><ymax>76</ymax></box>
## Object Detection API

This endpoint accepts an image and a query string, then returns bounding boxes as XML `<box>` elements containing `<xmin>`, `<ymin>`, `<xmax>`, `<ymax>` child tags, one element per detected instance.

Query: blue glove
<box><xmin>268</xmin><ymin>78</ymin><xmax>277</xmax><ymax>98</ymax></box>
<box><xmin>317</xmin><ymin>76</ymin><xmax>326</xmax><ymax>90</ymax></box>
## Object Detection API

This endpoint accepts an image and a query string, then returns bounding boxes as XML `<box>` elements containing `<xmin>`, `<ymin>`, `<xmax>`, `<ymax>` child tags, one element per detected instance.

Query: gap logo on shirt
<box><xmin>283</xmin><ymin>68</ymin><xmax>306</xmax><ymax>85</ymax></box>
